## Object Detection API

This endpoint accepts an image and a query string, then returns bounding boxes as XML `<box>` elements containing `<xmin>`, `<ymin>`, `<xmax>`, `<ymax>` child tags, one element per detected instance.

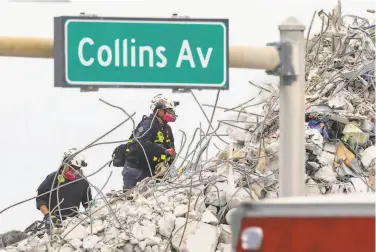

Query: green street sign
<box><xmin>54</xmin><ymin>16</ymin><xmax>229</xmax><ymax>89</ymax></box>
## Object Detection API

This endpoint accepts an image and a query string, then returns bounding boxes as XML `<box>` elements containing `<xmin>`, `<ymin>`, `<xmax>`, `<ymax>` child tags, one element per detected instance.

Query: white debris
<box><xmin>172</xmin><ymin>221</ymin><xmax>220</xmax><ymax>252</ymax></box>
<box><xmin>201</xmin><ymin>210</ymin><xmax>219</xmax><ymax>225</ymax></box>
<box><xmin>132</xmin><ymin>223</ymin><xmax>157</xmax><ymax>241</ymax></box>
<box><xmin>314</xmin><ymin>165</ymin><xmax>337</xmax><ymax>183</ymax></box>
<box><xmin>89</xmin><ymin>219</ymin><xmax>105</xmax><ymax>234</ymax></box>
<box><xmin>83</xmin><ymin>235</ymin><xmax>100</xmax><ymax>250</ymax></box>
<box><xmin>218</xmin><ymin>225</ymin><xmax>232</xmax><ymax>244</ymax></box>
<box><xmin>225</xmin><ymin>208</ymin><xmax>237</xmax><ymax>225</ymax></box>
<box><xmin>206</xmin><ymin>205</ymin><xmax>218</xmax><ymax>215</ymax></box>
<box><xmin>361</xmin><ymin>146</ymin><xmax>376</xmax><ymax>169</ymax></box>
<box><xmin>350</xmin><ymin>178</ymin><xmax>370</xmax><ymax>193</ymax></box>
<box><xmin>305</xmin><ymin>178</ymin><xmax>322</xmax><ymax>195</ymax></box>
<box><xmin>158</xmin><ymin>212</ymin><xmax>176</xmax><ymax>238</ymax></box>
<box><xmin>62</xmin><ymin>224</ymin><xmax>89</xmax><ymax>241</ymax></box>
<box><xmin>174</xmin><ymin>204</ymin><xmax>188</xmax><ymax>217</ymax></box>
<box><xmin>70</xmin><ymin>239</ymin><xmax>83</xmax><ymax>249</ymax></box>
<box><xmin>226</xmin><ymin>188</ymin><xmax>252</xmax><ymax>209</ymax></box>
<box><xmin>205</xmin><ymin>183</ymin><xmax>228</xmax><ymax>207</ymax></box>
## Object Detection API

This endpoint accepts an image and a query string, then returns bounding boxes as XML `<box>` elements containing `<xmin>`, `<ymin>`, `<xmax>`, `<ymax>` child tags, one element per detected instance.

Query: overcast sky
<box><xmin>0</xmin><ymin>0</ymin><xmax>373</xmax><ymax>233</ymax></box>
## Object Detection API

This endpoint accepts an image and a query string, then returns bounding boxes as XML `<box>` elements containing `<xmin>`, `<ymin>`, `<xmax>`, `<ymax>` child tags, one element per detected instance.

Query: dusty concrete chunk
<box><xmin>184</xmin><ymin>185</ymin><xmax>205</xmax><ymax>196</ymax></box>
<box><xmin>70</xmin><ymin>238</ymin><xmax>83</xmax><ymax>249</ymax></box>
<box><xmin>323</xmin><ymin>143</ymin><xmax>336</xmax><ymax>153</ymax></box>
<box><xmin>226</xmin><ymin>188</ymin><xmax>251</xmax><ymax>209</ymax></box>
<box><xmin>104</xmin><ymin>226</ymin><xmax>120</xmax><ymax>239</ymax></box>
<box><xmin>0</xmin><ymin>230</ymin><xmax>28</xmax><ymax>248</ymax></box>
<box><xmin>132</xmin><ymin>223</ymin><xmax>157</xmax><ymax>241</ymax></box>
<box><xmin>59</xmin><ymin>245</ymin><xmax>74</xmax><ymax>252</ymax></box>
<box><xmin>151</xmin><ymin>245</ymin><xmax>159</xmax><ymax>252</ymax></box>
<box><xmin>172</xmin><ymin>221</ymin><xmax>220</xmax><ymax>252</ymax></box>
<box><xmin>222</xmin><ymin>244</ymin><xmax>232</xmax><ymax>252</ymax></box>
<box><xmin>225</xmin><ymin>208</ymin><xmax>237</xmax><ymax>225</ymax></box>
<box><xmin>205</xmin><ymin>182</ymin><xmax>228</xmax><ymax>207</ymax></box>
<box><xmin>145</xmin><ymin>246</ymin><xmax>152</xmax><ymax>252</ymax></box>
<box><xmin>207</xmin><ymin>205</ymin><xmax>218</xmax><ymax>215</ymax></box>
<box><xmin>88</xmin><ymin>219</ymin><xmax>105</xmax><ymax>234</ymax></box>
<box><xmin>158</xmin><ymin>212</ymin><xmax>176</xmax><ymax>237</ymax></box>
<box><xmin>62</xmin><ymin>224</ymin><xmax>89</xmax><ymax>240</ymax></box>
<box><xmin>4</xmin><ymin>249</ymin><xmax>18</xmax><ymax>252</ymax></box>
<box><xmin>144</xmin><ymin>236</ymin><xmax>162</xmax><ymax>246</ymax></box>
<box><xmin>361</xmin><ymin>146</ymin><xmax>376</xmax><ymax>169</ymax></box>
<box><xmin>174</xmin><ymin>204</ymin><xmax>188</xmax><ymax>217</ymax></box>
<box><xmin>201</xmin><ymin>210</ymin><xmax>219</xmax><ymax>225</ymax></box>
<box><xmin>83</xmin><ymin>235</ymin><xmax>100</xmax><ymax>250</ymax></box>
<box><xmin>134</xmin><ymin>246</ymin><xmax>143</xmax><ymax>252</ymax></box>
<box><xmin>187</xmin><ymin>211</ymin><xmax>200</xmax><ymax>220</ymax></box>
<box><xmin>174</xmin><ymin>217</ymin><xmax>187</xmax><ymax>231</ymax></box>
<box><xmin>217</xmin><ymin>243</ymin><xmax>226</xmax><ymax>251</ymax></box>
<box><xmin>16</xmin><ymin>239</ymin><xmax>31</xmax><ymax>252</ymax></box>
<box><xmin>139</xmin><ymin>241</ymin><xmax>147</xmax><ymax>251</ymax></box>
<box><xmin>314</xmin><ymin>165</ymin><xmax>337</xmax><ymax>183</ymax></box>
<box><xmin>321</xmin><ymin>151</ymin><xmax>336</xmax><ymax>168</ymax></box>
<box><xmin>124</xmin><ymin>243</ymin><xmax>134</xmax><ymax>252</ymax></box>
<box><xmin>305</xmin><ymin>178</ymin><xmax>322</xmax><ymax>195</ymax></box>
<box><xmin>91</xmin><ymin>203</ymin><xmax>110</xmax><ymax>219</ymax></box>
<box><xmin>265</xmin><ymin>141</ymin><xmax>279</xmax><ymax>155</ymax></box>
<box><xmin>189</xmin><ymin>196</ymin><xmax>206</xmax><ymax>213</ymax></box>
<box><xmin>350</xmin><ymin>177</ymin><xmax>370</xmax><ymax>192</ymax></box>
<box><xmin>219</xmin><ymin>224</ymin><xmax>232</xmax><ymax>244</ymax></box>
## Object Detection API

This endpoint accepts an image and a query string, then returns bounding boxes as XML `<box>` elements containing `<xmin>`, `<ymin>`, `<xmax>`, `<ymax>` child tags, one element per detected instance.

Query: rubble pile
<box><xmin>227</xmin><ymin>2</ymin><xmax>375</xmax><ymax>196</ymax></box>
<box><xmin>1</xmin><ymin>3</ymin><xmax>375</xmax><ymax>252</ymax></box>
<box><xmin>1</xmin><ymin>165</ymin><xmax>243</xmax><ymax>252</ymax></box>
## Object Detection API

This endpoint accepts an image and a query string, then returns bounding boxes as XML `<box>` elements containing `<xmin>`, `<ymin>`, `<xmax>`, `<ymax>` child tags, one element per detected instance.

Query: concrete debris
<box><xmin>361</xmin><ymin>145</ymin><xmax>376</xmax><ymax>169</ymax></box>
<box><xmin>218</xmin><ymin>225</ymin><xmax>232</xmax><ymax>244</ymax></box>
<box><xmin>0</xmin><ymin>3</ymin><xmax>375</xmax><ymax>252</ymax></box>
<box><xmin>0</xmin><ymin>232</ymin><xmax>28</xmax><ymax>248</ymax></box>
<box><xmin>223</xmin><ymin>2</ymin><xmax>375</xmax><ymax>199</ymax></box>
<box><xmin>201</xmin><ymin>210</ymin><xmax>219</xmax><ymax>225</ymax></box>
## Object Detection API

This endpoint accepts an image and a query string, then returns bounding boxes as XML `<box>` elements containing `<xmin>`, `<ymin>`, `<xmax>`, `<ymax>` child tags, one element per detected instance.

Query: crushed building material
<box><xmin>0</xmin><ymin>2</ymin><xmax>375</xmax><ymax>252</ymax></box>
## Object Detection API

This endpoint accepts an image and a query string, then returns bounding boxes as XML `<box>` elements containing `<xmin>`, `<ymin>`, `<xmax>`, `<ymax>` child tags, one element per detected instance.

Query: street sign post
<box><xmin>54</xmin><ymin>16</ymin><xmax>229</xmax><ymax>89</ymax></box>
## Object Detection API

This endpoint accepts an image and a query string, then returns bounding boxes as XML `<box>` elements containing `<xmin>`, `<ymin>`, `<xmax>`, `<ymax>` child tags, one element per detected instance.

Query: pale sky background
<box><xmin>0</xmin><ymin>0</ymin><xmax>374</xmax><ymax>233</ymax></box>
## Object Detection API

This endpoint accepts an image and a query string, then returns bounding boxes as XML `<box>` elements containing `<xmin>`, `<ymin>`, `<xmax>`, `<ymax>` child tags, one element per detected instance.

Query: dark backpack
<box><xmin>110</xmin><ymin>143</ymin><xmax>128</xmax><ymax>167</ymax></box>
<box><xmin>110</xmin><ymin>115</ymin><xmax>150</xmax><ymax>167</ymax></box>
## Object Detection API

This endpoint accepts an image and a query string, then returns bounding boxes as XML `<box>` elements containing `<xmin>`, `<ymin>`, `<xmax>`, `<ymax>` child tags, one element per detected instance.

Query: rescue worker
<box><xmin>122</xmin><ymin>94</ymin><xmax>178</xmax><ymax>189</ymax></box>
<box><xmin>36</xmin><ymin>148</ymin><xmax>92</xmax><ymax>231</ymax></box>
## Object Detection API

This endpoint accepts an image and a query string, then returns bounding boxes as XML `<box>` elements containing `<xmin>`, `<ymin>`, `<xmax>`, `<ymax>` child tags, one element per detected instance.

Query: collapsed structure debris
<box><xmin>0</xmin><ymin>3</ymin><xmax>375</xmax><ymax>252</ymax></box>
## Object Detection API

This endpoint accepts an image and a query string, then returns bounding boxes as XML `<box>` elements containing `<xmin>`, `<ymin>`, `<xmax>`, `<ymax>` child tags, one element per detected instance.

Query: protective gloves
<box><xmin>154</xmin><ymin>162</ymin><xmax>169</xmax><ymax>178</ymax></box>
<box><xmin>43</xmin><ymin>214</ymin><xmax>61</xmax><ymax>231</ymax></box>
<box><xmin>164</xmin><ymin>148</ymin><xmax>176</xmax><ymax>157</ymax></box>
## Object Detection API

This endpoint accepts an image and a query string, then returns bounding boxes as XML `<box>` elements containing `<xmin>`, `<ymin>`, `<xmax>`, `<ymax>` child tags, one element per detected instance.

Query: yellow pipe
<box><xmin>229</xmin><ymin>45</ymin><xmax>280</xmax><ymax>70</ymax></box>
<box><xmin>0</xmin><ymin>37</ymin><xmax>53</xmax><ymax>58</ymax></box>
<box><xmin>0</xmin><ymin>37</ymin><xmax>281</xmax><ymax>70</ymax></box>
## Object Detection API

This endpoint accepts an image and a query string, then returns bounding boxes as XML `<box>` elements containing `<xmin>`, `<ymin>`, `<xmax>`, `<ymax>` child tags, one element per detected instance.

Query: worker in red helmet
<box><xmin>121</xmin><ymin>94</ymin><xmax>178</xmax><ymax>189</ymax></box>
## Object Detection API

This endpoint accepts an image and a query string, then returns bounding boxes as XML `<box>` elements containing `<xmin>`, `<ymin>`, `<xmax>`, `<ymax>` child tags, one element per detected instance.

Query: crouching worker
<box><xmin>36</xmin><ymin>148</ymin><xmax>92</xmax><ymax>231</ymax></box>
<box><xmin>121</xmin><ymin>94</ymin><xmax>178</xmax><ymax>189</ymax></box>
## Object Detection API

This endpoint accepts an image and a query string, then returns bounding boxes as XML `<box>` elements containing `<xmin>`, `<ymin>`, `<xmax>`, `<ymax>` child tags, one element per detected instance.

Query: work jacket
<box><xmin>36</xmin><ymin>168</ymin><xmax>92</xmax><ymax>219</ymax></box>
<box><xmin>125</xmin><ymin>114</ymin><xmax>175</xmax><ymax>174</ymax></box>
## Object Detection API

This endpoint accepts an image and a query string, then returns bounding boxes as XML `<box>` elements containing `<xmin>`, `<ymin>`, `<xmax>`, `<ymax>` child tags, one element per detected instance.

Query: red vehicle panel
<box><xmin>230</xmin><ymin>193</ymin><xmax>376</xmax><ymax>252</ymax></box>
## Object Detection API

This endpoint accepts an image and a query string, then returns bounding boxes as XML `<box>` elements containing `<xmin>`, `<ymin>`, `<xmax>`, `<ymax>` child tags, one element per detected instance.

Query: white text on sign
<box><xmin>77</xmin><ymin>37</ymin><xmax>214</xmax><ymax>69</ymax></box>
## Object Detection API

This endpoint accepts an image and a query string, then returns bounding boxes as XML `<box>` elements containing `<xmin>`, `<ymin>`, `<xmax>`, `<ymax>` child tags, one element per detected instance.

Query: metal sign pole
<box><xmin>271</xmin><ymin>17</ymin><xmax>306</xmax><ymax>197</ymax></box>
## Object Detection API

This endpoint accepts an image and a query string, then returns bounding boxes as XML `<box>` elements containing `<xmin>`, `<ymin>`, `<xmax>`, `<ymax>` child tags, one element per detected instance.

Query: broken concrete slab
<box><xmin>171</xmin><ymin>221</ymin><xmax>220</xmax><ymax>252</ymax></box>
<box><xmin>361</xmin><ymin>146</ymin><xmax>376</xmax><ymax>169</ymax></box>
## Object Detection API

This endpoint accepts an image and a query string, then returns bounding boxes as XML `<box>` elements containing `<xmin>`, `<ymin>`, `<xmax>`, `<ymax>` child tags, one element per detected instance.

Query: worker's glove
<box><xmin>43</xmin><ymin>214</ymin><xmax>61</xmax><ymax>231</ymax></box>
<box><xmin>164</xmin><ymin>148</ymin><xmax>176</xmax><ymax>158</ymax></box>
<box><xmin>155</xmin><ymin>162</ymin><xmax>169</xmax><ymax>178</ymax></box>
